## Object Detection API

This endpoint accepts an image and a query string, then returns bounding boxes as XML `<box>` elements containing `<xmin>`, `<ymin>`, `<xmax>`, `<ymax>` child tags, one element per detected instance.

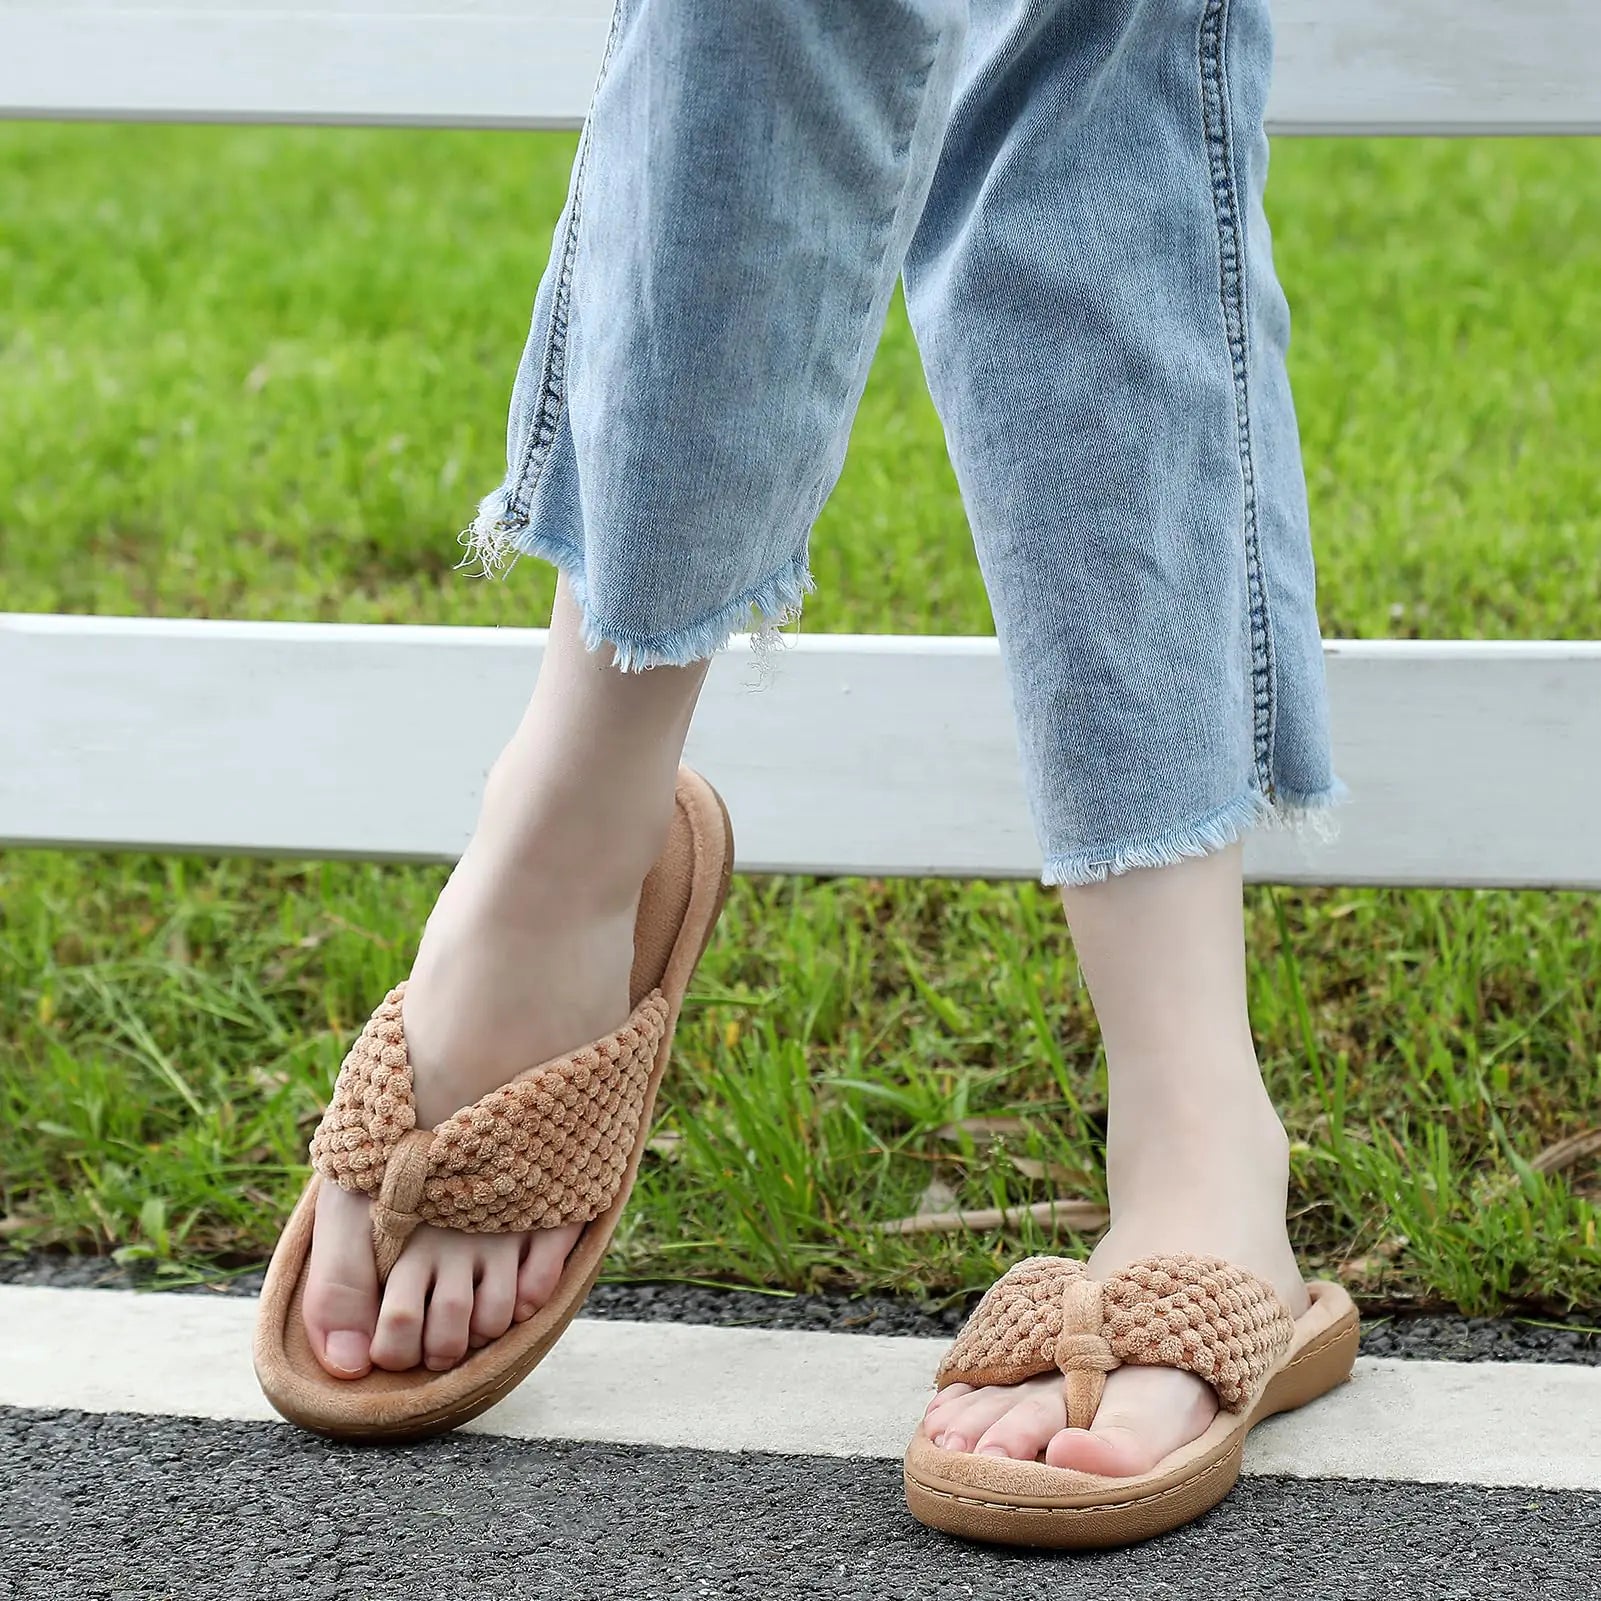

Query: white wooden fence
<box><xmin>3</xmin><ymin>1</ymin><xmax>1599</xmax><ymax>887</ymax></box>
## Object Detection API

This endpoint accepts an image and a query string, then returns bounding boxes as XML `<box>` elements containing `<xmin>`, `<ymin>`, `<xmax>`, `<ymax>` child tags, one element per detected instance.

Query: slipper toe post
<box><xmin>904</xmin><ymin>1253</ymin><xmax>1359</xmax><ymax>1549</ymax></box>
<box><xmin>253</xmin><ymin>767</ymin><xmax>734</xmax><ymax>1443</ymax></box>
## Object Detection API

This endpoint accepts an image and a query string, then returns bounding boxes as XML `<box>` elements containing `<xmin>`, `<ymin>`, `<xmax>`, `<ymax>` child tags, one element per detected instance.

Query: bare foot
<box><xmin>924</xmin><ymin>1094</ymin><xmax>1306</xmax><ymax>1473</ymax></box>
<box><xmin>300</xmin><ymin>755</ymin><xmax>671</xmax><ymax>1379</ymax></box>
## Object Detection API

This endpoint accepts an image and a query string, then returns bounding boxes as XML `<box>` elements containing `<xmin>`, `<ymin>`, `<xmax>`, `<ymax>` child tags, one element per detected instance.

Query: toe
<box><xmin>423</xmin><ymin>1252</ymin><xmax>476</xmax><ymax>1372</ymax></box>
<box><xmin>467</xmin><ymin>1237</ymin><xmax>520</xmax><ymax>1349</ymax></box>
<box><xmin>302</xmin><ymin>1182</ymin><xmax>378</xmax><ymax>1380</ymax></box>
<box><xmin>1044</xmin><ymin>1367</ymin><xmax>1220</xmax><ymax>1477</ymax></box>
<box><xmin>923</xmin><ymin>1383</ymin><xmax>973</xmax><ymax>1425</ymax></box>
<box><xmin>1044</xmin><ymin>1422</ymin><xmax>1154</xmax><ymax>1476</ymax></box>
<box><xmin>973</xmin><ymin>1390</ymin><xmax>1067</xmax><ymax>1462</ymax></box>
<box><xmin>515</xmin><ymin>1224</ymin><xmax>581</xmax><ymax>1319</ymax></box>
<box><xmin>930</xmin><ymin>1383</ymin><xmax>1034</xmax><ymax>1454</ymax></box>
<box><xmin>369</xmin><ymin>1250</ymin><xmax>432</xmax><ymax>1372</ymax></box>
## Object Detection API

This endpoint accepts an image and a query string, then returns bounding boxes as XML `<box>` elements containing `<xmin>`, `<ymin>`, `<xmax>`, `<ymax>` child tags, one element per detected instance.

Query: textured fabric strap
<box><xmin>310</xmin><ymin>983</ymin><xmax>669</xmax><ymax>1273</ymax></box>
<box><xmin>934</xmin><ymin>1253</ymin><xmax>1296</xmax><ymax>1419</ymax></box>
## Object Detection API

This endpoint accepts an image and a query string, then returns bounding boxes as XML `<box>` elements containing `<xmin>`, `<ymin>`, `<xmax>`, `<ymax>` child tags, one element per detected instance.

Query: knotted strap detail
<box><xmin>309</xmin><ymin>984</ymin><xmax>670</xmax><ymax>1282</ymax></box>
<box><xmin>935</xmin><ymin>1253</ymin><xmax>1295</xmax><ymax>1415</ymax></box>
<box><xmin>1055</xmin><ymin>1278</ymin><xmax>1113</xmax><ymax>1429</ymax></box>
<box><xmin>369</xmin><ymin>1127</ymin><xmax>434</xmax><ymax>1282</ymax></box>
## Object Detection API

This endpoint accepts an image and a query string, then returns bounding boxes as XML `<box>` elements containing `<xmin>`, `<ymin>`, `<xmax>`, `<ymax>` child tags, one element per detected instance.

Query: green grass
<box><xmin>2</xmin><ymin>125</ymin><xmax>1599</xmax><ymax>1312</ymax></box>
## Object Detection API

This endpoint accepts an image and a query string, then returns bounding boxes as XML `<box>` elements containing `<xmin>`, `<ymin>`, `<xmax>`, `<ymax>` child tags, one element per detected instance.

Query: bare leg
<box><xmin>301</xmin><ymin>577</ymin><xmax>709</xmax><ymax>1378</ymax></box>
<box><xmin>924</xmin><ymin>845</ymin><xmax>1305</xmax><ymax>1469</ymax></box>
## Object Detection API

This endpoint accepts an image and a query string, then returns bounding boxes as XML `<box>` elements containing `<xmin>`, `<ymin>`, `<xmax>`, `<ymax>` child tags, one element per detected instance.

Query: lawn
<box><xmin>1</xmin><ymin>124</ymin><xmax>1598</xmax><ymax>1313</ymax></box>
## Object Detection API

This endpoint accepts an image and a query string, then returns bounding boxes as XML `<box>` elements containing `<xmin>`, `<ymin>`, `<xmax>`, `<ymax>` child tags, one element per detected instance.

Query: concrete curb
<box><xmin>3</xmin><ymin>1284</ymin><xmax>1599</xmax><ymax>1491</ymax></box>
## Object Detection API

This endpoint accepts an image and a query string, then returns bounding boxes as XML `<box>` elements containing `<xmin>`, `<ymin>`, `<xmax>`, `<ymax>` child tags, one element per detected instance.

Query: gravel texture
<box><xmin>3</xmin><ymin>1251</ymin><xmax>1596</xmax><ymax>1364</ymax></box>
<box><xmin>3</xmin><ymin>1408</ymin><xmax>1598</xmax><ymax>1601</ymax></box>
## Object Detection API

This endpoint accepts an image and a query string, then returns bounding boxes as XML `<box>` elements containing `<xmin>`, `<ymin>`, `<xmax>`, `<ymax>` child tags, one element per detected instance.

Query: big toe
<box><xmin>1044</xmin><ymin>1368</ymin><xmax>1219</xmax><ymax>1477</ymax></box>
<box><xmin>1045</xmin><ymin>1422</ymin><xmax>1158</xmax><ymax>1477</ymax></box>
<box><xmin>302</xmin><ymin>1182</ymin><xmax>379</xmax><ymax>1379</ymax></box>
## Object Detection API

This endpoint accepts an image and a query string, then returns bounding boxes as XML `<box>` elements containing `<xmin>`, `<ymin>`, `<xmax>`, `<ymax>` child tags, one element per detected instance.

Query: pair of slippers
<box><xmin>254</xmin><ymin>766</ymin><xmax>1358</xmax><ymax>1549</ymax></box>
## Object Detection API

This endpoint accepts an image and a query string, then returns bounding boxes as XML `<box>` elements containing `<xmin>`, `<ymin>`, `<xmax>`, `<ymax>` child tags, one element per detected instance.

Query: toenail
<box><xmin>425</xmin><ymin>1355</ymin><xmax>458</xmax><ymax>1372</ymax></box>
<box><xmin>515</xmin><ymin>1302</ymin><xmax>536</xmax><ymax>1322</ymax></box>
<box><xmin>324</xmin><ymin>1331</ymin><xmax>370</xmax><ymax>1374</ymax></box>
<box><xmin>941</xmin><ymin>1435</ymin><xmax>964</xmax><ymax>1452</ymax></box>
<box><xmin>977</xmin><ymin>1445</ymin><xmax>1009</xmax><ymax>1458</ymax></box>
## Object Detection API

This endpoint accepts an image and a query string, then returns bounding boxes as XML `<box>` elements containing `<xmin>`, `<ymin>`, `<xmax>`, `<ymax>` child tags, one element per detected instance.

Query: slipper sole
<box><xmin>903</xmin><ymin>1281</ymin><xmax>1359</xmax><ymax>1549</ymax></box>
<box><xmin>252</xmin><ymin>767</ymin><xmax>734</xmax><ymax>1444</ymax></box>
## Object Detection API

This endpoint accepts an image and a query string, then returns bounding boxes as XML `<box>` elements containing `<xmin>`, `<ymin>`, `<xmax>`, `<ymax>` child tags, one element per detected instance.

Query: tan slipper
<box><xmin>904</xmin><ymin>1253</ymin><xmax>1359</xmax><ymax>1548</ymax></box>
<box><xmin>253</xmin><ymin>765</ymin><xmax>733</xmax><ymax>1443</ymax></box>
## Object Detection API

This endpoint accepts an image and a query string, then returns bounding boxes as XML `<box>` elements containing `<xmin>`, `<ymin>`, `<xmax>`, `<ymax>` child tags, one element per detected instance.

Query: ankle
<box><xmin>1104</xmin><ymin>1072</ymin><xmax>1290</xmax><ymax>1217</ymax></box>
<box><xmin>469</xmin><ymin>752</ymin><xmax>675</xmax><ymax>915</ymax></box>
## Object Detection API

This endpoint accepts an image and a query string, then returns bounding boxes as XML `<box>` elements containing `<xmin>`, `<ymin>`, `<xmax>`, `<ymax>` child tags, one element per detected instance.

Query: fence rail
<box><xmin>5</xmin><ymin>614</ymin><xmax>1599</xmax><ymax>887</ymax></box>
<box><xmin>2</xmin><ymin>0</ymin><xmax>1599</xmax><ymax>135</ymax></box>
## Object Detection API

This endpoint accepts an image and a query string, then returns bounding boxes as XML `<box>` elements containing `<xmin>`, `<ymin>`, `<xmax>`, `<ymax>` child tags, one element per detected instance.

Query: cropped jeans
<box><xmin>463</xmin><ymin>0</ymin><xmax>1345</xmax><ymax>886</ymax></box>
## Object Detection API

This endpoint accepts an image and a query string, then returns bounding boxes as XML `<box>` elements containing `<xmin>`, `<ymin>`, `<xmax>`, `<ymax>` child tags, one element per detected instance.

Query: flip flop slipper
<box><xmin>904</xmin><ymin>1252</ymin><xmax>1359</xmax><ymax>1548</ymax></box>
<box><xmin>254</xmin><ymin>765</ymin><xmax>733</xmax><ymax>1443</ymax></box>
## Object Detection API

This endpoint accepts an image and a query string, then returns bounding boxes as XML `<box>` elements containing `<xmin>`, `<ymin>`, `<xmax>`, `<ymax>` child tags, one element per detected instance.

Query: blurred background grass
<box><xmin>1</xmin><ymin>125</ymin><xmax>1598</xmax><ymax>1309</ymax></box>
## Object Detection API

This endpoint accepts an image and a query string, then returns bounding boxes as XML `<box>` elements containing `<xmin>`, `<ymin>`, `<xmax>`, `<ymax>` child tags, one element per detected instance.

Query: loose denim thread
<box><xmin>1040</xmin><ymin>778</ymin><xmax>1349</xmax><ymax>888</ymax></box>
<box><xmin>594</xmin><ymin>550</ymin><xmax>816</xmax><ymax>679</ymax></box>
<box><xmin>458</xmin><ymin>487</ymin><xmax>815</xmax><ymax>682</ymax></box>
<box><xmin>456</xmin><ymin>482</ymin><xmax>525</xmax><ymax>580</ymax></box>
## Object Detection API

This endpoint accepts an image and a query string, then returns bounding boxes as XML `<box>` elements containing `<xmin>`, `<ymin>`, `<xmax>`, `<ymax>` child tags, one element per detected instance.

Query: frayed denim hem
<box><xmin>457</xmin><ymin>484</ymin><xmax>815</xmax><ymax>676</ymax></box>
<box><xmin>589</xmin><ymin>551</ymin><xmax>817</xmax><ymax>675</ymax></box>
<box><xmin>1039</xmin><ymin>777</ymin><xmax>1350</xmax><ymax>888</ymax></box>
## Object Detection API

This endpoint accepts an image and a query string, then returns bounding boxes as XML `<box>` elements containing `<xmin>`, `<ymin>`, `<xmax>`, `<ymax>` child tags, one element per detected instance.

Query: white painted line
<box><xmin>2</xmin><ymin>1286</ymin><xmax>1598</xmax><ymax>1492</ymax></box>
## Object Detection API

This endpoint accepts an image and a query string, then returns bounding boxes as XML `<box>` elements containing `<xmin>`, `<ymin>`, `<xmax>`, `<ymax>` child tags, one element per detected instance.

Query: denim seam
<box><xmin>507</xmin><ymin>0</ymin><xmax>628</xmax><ymax>522</ymax></box>
<box><xmin>1197</xmin><ymin>0</ymin><xmax>1276</xmax><ymax>797</ymax></box>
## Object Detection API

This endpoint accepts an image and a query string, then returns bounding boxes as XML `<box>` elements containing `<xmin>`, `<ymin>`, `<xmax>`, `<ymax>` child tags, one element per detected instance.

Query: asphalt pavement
<box><xmin>5</xmin><ymin>1408</ymin><xmax>1599</xmax><ymax>1601</ymax></box>
<box><xmin>2</xmin><ymin>1270</ymin><xmax>1598</xmax><ymax>1601</ymax></box>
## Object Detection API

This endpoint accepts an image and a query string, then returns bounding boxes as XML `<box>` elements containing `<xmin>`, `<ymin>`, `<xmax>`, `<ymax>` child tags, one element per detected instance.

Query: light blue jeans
<box><xmin>463</xmin><ymin>0</ymin><xmax>1345</xmax><ymax>886</ymax></box>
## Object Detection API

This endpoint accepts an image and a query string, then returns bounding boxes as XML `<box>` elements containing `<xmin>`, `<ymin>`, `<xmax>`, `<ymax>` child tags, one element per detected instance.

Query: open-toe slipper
<box><xmin>904</xmin><ymin>1253</ymin><xmax>1359</xmax><ymax>1548</ymax></box>
<box><xmin>253</xmin><ymin>765</ymin><xmax>733</xmax><ymax>1442</ymax></box>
